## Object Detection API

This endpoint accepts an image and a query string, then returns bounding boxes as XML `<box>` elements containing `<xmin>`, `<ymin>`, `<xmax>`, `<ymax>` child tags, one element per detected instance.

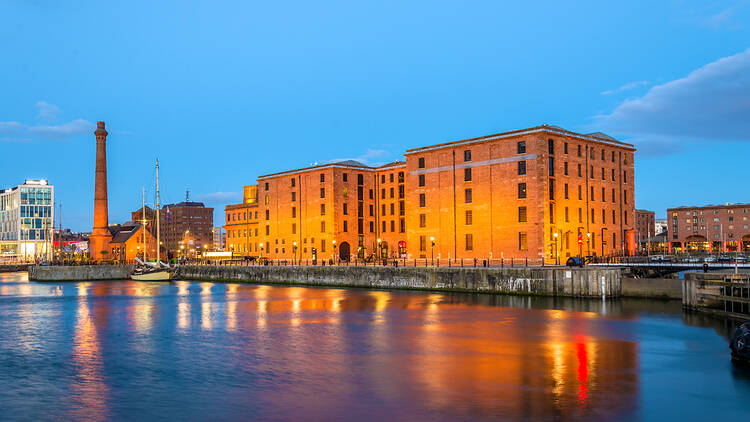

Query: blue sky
<box><xmin>2</xmin><ymin>0</ymin><xmax>750</xmax><ymax>230</ymax></box>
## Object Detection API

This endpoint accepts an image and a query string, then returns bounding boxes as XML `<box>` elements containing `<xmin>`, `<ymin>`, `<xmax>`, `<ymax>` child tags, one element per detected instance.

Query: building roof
<box><xmin>164</xmin><ymin>201</ymin><xmax>207</xmax><ymax>208</ymax></box>
<box><xmin>258</xmin><ymin>160</ymin><xmax>375</xmax><ymax>179</ymax></box>
<box><xmin>404</xmin><ymin>124</ymin><xmax>635</xmax><ymax>155</ymax></box>
<box><xmin>377</xmin><ymin>160</ymin><xmax>406</xmax><ymax>169</ymax></box>
<box><xmin>109</xmin><ymin>222</ymin><xmax>143</xmax><ymax>244</ymax></box>
<box><xmin>668</xmin><ymin>202</ymin><xmax>750</xmax><ymax>211</ymax></box>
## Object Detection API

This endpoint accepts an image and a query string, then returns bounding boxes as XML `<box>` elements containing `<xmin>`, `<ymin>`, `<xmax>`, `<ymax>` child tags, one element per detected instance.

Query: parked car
<box><xmin>704</xmin><ymin>256</ymin><xmax>717</xmax><ymax>263</ymax></box>
<box><xmin>730</xmin><ymin>321</ymin><xmax>750</xmax><ymax>362</ymax></box>
<box><xmin>565</xmin><ymin>257</ymin><xmax>584</xmax><ymax>267</ymax></box>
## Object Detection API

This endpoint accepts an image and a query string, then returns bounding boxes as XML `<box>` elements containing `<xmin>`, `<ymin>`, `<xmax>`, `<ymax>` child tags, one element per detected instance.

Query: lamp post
<box><xmin>601</xmin><ymin>227</ymin><xmax>608</xmax><ymax>260</ymax></box>
<box><xmin>577</xmin><ymin>226</ymin><xmax>584</xmax><ymax>258</ymax></box>
<box><xmin>332</xmin><ymin>240</ymin><xmax>337</xmax><ymax>264</ymax></box>
<box><xmin>259</xmin><ymin>242</ymin><xmax>264</xmax><ymax>263</ymax></box>
<box><xmin>293</xmin><ymin>241</ymin><xmax>297</xmax><ymax>265</ymax></box>
<box><xmin>553</xmin><ymin>232</ymin><xmax>559</xmax><ymax>265</ymax></box>
<box><xmin>430</xmin><ymin>236</ymin><xmax>435</xmax><ymax>266</ymax></box>
<box><xmin>587</xmin><ymin>232</ymin><xmax>591</xmax><ymax>258</ymax></box>
<box><xmin>377</xmin><ymin>238</ymin><xmax>381</xmax><ymax>263</ymax></box>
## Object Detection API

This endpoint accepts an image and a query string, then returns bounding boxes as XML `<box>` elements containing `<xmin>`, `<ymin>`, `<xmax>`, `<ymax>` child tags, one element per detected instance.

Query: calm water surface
<box><xmin>0</xmin><ymin>272</ymin><xmax>749</xmax><ymax>421</ymax></box>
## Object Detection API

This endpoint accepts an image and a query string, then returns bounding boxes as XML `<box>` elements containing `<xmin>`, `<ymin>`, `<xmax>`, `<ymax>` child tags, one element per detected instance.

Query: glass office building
<box><xmin>0</xmin><ymin>180</ymin><xmax>55</xmax><ymax>260</ymax></box>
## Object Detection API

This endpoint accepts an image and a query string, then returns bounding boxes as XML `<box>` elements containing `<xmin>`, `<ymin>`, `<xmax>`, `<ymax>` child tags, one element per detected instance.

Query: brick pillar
<box><xmin>90</xmin><ymin>122</ymin><xmax>111</xmax><ymax>260</ymax></box>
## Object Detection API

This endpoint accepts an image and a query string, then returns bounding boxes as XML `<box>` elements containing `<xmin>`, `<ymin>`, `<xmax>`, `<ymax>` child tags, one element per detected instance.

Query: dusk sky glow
<box><xmin>2</xmin><ymin>0</ymin><xmax>750</xmax><ymax>230</ymax></box>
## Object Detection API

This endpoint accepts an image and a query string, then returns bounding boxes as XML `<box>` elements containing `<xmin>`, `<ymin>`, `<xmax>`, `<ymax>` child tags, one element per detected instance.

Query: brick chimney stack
<box><xmin>90</xmin><ymin>121</ymin><xmax>110</xmax><ymax>260</ymax></box>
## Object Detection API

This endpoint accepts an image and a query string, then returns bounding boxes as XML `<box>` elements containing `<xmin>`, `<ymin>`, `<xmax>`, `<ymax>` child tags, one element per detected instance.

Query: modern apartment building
<box><xmin>0</xmin><ymin>179</ymin><xmax>55</xmax><ymax>259</ymax></box>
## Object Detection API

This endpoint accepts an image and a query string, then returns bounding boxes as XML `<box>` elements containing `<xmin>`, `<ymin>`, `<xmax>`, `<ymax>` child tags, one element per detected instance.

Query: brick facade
<box><xmin>225</xmin><ymin>125</ymin><xmax>636</xmax><ymax>264</ymax></box>
<box><xmin>667</xmin><ymin>203</ymin><xmax>750</xmax><ymax>252</ymax></box>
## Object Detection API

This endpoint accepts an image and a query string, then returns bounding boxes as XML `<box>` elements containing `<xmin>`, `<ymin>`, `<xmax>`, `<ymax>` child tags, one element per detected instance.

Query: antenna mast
<box><xmin>156</xmin><ymin>159</ymin><xmax>161</xmax><ymax>264</ymax></box>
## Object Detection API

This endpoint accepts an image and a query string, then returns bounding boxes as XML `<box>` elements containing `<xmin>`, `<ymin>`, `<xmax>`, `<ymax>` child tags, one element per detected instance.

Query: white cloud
<box><xmin>35</xmin><ymin>101</ymin><xmax>62</xmax><ymax>120</ymax></box>
<box><xmin>0</xmin><ymin>103</ymin><xmax>92</xmax><ymax>142</ymax></box>
<box><xmin>601</xmin><ymin>80</ymin><xmax>649</xmax><ymax>95</ymax></box>
<box><xmin>593</xmin><ymin>48</ymin><xmax>750</xmax><ymax>154</ymax></box>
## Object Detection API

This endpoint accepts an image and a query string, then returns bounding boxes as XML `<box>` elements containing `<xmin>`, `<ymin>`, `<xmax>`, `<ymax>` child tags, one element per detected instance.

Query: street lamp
<box><xmin>430</xmin><ymin>236</ymin><xmax>435</xmax><ymax>266</ymax></box>
<box><xmin>587</xmin><ymin>232</ymin><xmax>591</xmax><ymax>257</ymax></box>
<box><xmin>377</xmin><ymin>238</ymin><xmax>381</xmax><ymax>263</ymax></box>
<box><xmin>332</xmin><ymin>239</ymin><xmax>337</xmax><ymax>263</ymax></box>
<box><xmin>293</xmin><ymin>241</ymin><xmax>297</xmax><ymax>265</ymax></box>
<box><xmin>259</xmin><ymin>242</ymin><xmax>264</xmax><ymax>262</ymax></box>
<box><xmin>553</xmin><ymin>232</ymin><xmax>559</xmax><ymax>265</ymax></box>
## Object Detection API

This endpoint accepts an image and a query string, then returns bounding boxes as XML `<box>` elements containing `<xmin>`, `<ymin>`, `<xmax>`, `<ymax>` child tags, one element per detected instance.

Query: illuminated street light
<box><xmin>430</xmin><ymin>236</ymin><xmax>435</xmax><ymax>266</ymax></box>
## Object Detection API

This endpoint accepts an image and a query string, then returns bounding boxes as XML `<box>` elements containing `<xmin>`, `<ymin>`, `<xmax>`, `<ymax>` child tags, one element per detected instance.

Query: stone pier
<box><xmin>178</xmin><ymin>265</ymin><xmax>622</xmax><ymax>298</ymax></box>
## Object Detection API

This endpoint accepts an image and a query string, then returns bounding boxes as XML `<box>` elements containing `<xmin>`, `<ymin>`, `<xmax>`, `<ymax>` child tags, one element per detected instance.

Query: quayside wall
<box><xmin>29</xmin><ymin>265</ymin><xmax>131</xmax><ymax>281</ymax></box>
<box><xmin>179</xmin><ymin>265</ymin><xmax>622</xmax><ymax>298</ymax></box>
<box><xmin>0</xmin><ymin>264</ymin><xmax>30</xmax><ymax>273</ymax></box>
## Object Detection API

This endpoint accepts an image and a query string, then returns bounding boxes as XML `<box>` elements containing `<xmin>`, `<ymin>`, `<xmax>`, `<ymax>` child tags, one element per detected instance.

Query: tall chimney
<box><xmin>90</xmin><ymin>121</ymin><xmax>110</xmax><ymax>260</ymax></box>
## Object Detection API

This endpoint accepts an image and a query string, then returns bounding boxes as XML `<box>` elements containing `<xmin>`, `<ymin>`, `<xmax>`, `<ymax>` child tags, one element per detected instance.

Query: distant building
<box><xmin>132</xmin><ymin>201</ymin><xmax>214</xmax><ymax>258</ymax></box>
<box><xmin>212</xmin><ymin>227</ymin><xmax>224</xmax><ymax>251</ymax></box>
<box><xmin>655</xmin><ymin>218</ymin><xmax>668</xmax><ymax>235</ymax></box>
<box><xmin>0</xmin><ymin>179</ymin><xmax>54</xmax><ymax>259</ymax></box>
<box><xmin>667</xmin><ymin>203</ymin><xmax>750</xmax><ymax>253</ymax></box>
<box><xmin>108</xmin><ymin>222</ymin><xmax>157</xmax><ymax>262</ymax></box>
<box><xmin>224</xmin><ymin>185</ymin><xmax>259</xmax><ymax>256</ymax></box>
<box><xmin>635</xmin><ymin>209</ymin><xmax>655</xmax><ymax>248</ymax></box>
<box><xmin>162</xmin><ymin>201</ymin><xmax>213</xmax><ymax>257</ymax></box>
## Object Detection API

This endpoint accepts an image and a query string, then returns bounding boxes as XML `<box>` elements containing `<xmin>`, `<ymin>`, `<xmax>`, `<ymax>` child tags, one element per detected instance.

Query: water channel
<box><xmin>0</xmin><ymin>272</ymin><xmax>748</xmax><ymax>421</ymax></box>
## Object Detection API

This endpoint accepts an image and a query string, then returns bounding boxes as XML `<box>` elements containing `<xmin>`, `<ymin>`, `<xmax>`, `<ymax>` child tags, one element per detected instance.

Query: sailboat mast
<box><xmin>156</xmin><ymin>159</ymin><xmax>161</xmax><ymax>263</ymax></box>
<box><xmin>142</xmin><ymin>187</ymin><xmax>147</xmax><ymax>262</ymax></box>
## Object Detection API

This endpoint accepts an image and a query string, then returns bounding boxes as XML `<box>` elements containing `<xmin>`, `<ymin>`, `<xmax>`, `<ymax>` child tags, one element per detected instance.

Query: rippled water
<box><xmin>0</xmin><ymin>272</ymin><xmax>748</xmax><ymax>421</ymax></box>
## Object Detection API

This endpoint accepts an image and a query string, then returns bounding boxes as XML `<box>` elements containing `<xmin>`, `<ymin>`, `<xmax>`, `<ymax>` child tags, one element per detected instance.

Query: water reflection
<box><xmin>70</xmin><ymin>296</ymin><xmax>109</xmax><ymax>421</ymax></box>
<box><xmin>0</xmin><ymin>272</ymin><xmax>747</xmax><ymax>421</ymax></box>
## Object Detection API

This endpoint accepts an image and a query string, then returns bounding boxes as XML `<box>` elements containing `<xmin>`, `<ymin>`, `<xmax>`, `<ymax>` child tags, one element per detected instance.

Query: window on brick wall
<box><xmin>291</xmin><ymin>192</ymin><xmax>296</xmax><ymax>202</ymax></box>
<box><xmin>465</xmin><ymin>210</ymin><xmax>473</xmax><ymax>225</ymax></box>
<box><xmin>419</xmin><ymin>235</ymin><xmax>426</xmax><ymax>251</ymax></box>
<box><xmin>518</xmin><ymin>160</ymin><xmax>526</xmax><ymax>175</ymax></box>
<box><xmin>548</xmin><ymin>157</ymin><xmax>554</xmax><ymax>176</ymax></box>
<box><xmin>321</xmin><ymin>204</ymin><xmax>325</xmax><ymax>215</ymax></box>
<box><xmin>564</xmin><ymin>161</ymin><xmax>568</xmax><ymax>175</ymax></box>
<box><xmin>343</xmin><ymin>203</ymin><xmax>348</xmax><ymax>215</ymax></box>
<box><xmin>519</xmin><ymin>232</ymin><xmax>528</xmax><ymax>251</ymax></box>
<box><xmin>465</xmin><ymin>233</ymin><xmax>473</xmax><ymax>251</ymax></box>
<box><xmin>548</xmin><ymin>139</ymin><xmax>554</xmax><ymax>155</ymax></box>
<box><xmin>320</xmin><ymin>173</ymin><xmax>325</xmax><ymax>183</ymax></box>
<box><xmin>292</xmin><ymin>207</ymin><xmax>296</xmax><ymax>218</ymax></box>
<box><xmin>418</xmin><ymin>174</ymin><xmax>425</xmax><ymax>187</ymax></box>
<box><xmin>579</xmin><ymin>207</ymin><xmax>582</xmax><ymax>223</ymax></box>
<box><xmin>419</xmin><ymin>214</ymin><xmax>426</xmax><ymax>227</ymax></box>
<box><xmin>464</xmin><ymin>168</ymin><xmax>472</xmax><ymax>181</ymax></box>
<box><xmin>382</xmin><ymin>221</ymin><xmax>387</xmax><ymax>233</ymax></box>
<box><xmin>549</xmin><ymin>179</ymin><xmax>555</xmax><ymax>200</ymax></box>
<box><xmin>518</xmin><ymin>183</ymin><xmax>527</xmax><ymax>199</ymax></box>
<box><xmin>320</xmin><ymin>188</ymin><xmax>325</xmax><ymax>198</ymax></box>
<box><xmin>464</xmin><ymin>150</ymin><xmax>472</xmax><ymax>162</ymax></box>
<box><xmin>564</xmin><ymin>142</ymin><xmax>568</xmax><ymax>154</ymax></box>
<box><xmin>418</xmin><ymin>157</ymin><xmax>425</xmax><ymax>168</ymax></box>
<box><xmin>564</xmin><ymin>183</ymin><xmax>569</xmax><ymax>199</ymax></box>
<box><xmin>399</xmin><ymin>218</ymin><xmax>405</xmax><ymax>233</ymax></box>
<box><xmin>518</xmin><ymin>206</ymin><xmax>527</xmax><ymax>222</ymax></box>
<box><xmin>565</xmin><ymin>206</ymin><xmax>569</xmax><ymax>222</ymax></box>
<box><xmin>343</xmin><ymin>221</ymin><xmax>348</xmax><ymax>232</ymax></box>
<box><xmin>419</xmin><ymin>194</ymin><xmax>426</xmax><ymax>207</ymax></box>
<box><xmin>517</xmin><ymin>141</ymin><xmax>526</xmax><ymax>154</ymax></box>
<box><xmin>465</xmin><ymin>188</ymin><xmax>472</xmax><ymax>203</ymax></box>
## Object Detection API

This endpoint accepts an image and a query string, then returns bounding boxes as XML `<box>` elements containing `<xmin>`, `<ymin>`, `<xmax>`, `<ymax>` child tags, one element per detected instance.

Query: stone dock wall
<box><xmin>0</xmin><ymin>264</ymin><xmax>30</xmax><ymax>273</ymax></box>
<box><xmin>178</xmin><ymin>265</ymin><xmax>622</xmax><ymax>298</ymax></box>
<box><xmin>28</xmin><ymin>265</ymin><xmax>131</xmax><ymax>281</ymax></box>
